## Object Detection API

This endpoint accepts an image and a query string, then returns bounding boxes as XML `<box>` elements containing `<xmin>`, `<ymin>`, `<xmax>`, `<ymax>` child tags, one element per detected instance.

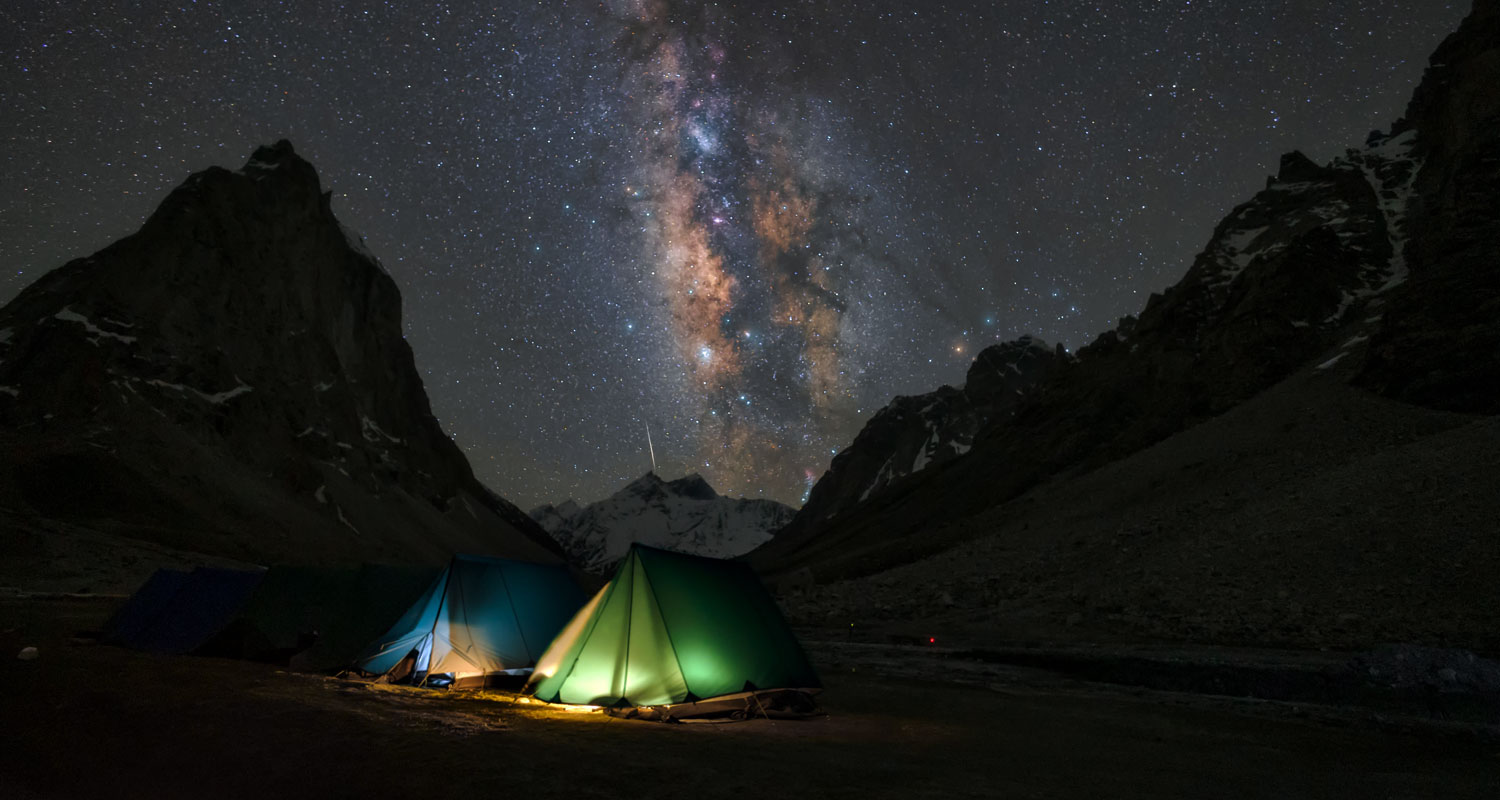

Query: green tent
<box><xmin>525</xmin><ymin>544</ymin><xmax>821</xmax><ymax>708</ymax></box>
<box><xmin>354</xmin><ymin>554</ymin><xmax>585</xmax><ymax>688</ymax></box>
<box><xmin>200</xmin><ymin>564</ymin><xmax>442</xmax><ymax>671</ymax></box>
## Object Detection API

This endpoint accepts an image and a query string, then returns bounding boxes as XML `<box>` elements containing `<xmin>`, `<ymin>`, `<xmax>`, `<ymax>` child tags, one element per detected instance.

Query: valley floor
<box><xmin>2</xmin><ymin>597</ymin><xmax>1495</xmax><ymax>799</ymax></box>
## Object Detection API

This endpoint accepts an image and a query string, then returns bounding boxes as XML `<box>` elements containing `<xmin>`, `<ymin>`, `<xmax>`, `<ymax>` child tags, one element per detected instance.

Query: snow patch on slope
<box><xmin>242</xmin><ymin>157</ymin><xmax>282</xmax><ymax>173</ymax></box>
<box><xmin>1204</xmin><ymin>223</ymin><xmax>1278</xmax><ymax>289</ymax></box>
<box><xmin>334</xmin><ymin>503</ymin><xmax>360</xmax><ymax>534</ymax></box>
<box><xmin>861</xmin><ymin>454</ymin><xmax>899</xmax><ymax>502</ymax></box>
<box><xmin>54</xmin><ymin>306</ymin><xmax>137</xmax><ymax>345</ymax></box>
<box><xmin>1319</xmin><ymin>130</ymin><xmax>1422</xmax><ymax>324</ymax></box>
<box><xmin>1315</xmin><ymin>353</ymin><xmax>1347</xmax><ymax>371</ymax></box>
<box><xmin>361</xmin><ymin>415</ymin><xmax>402</xmax><ymax>444</ymax></box>
<box><xmin>1357</xmin><ymin>129</ymin><xmax>1421</xmax><ymax>292</ymax></box>
<box><xmin>142</xmin><ymin>377</ymin><xmax>253</xmax><ymax>404</ymax></box>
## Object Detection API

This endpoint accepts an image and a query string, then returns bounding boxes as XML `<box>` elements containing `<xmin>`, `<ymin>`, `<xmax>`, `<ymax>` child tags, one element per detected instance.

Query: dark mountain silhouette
<box><xmin>753</xmin><ymin>1</ymin><xmax>1500</xmax><ymax>651</ymax></box>
<box><xmin>758</xmin><ymin>336</ymin><xmax>1067</xmax><ymax>565</ymax></box>
<box><xmin>0</xmin><ymin>140</ymin><xmax>561</xmax><ymax>567</ymax></box>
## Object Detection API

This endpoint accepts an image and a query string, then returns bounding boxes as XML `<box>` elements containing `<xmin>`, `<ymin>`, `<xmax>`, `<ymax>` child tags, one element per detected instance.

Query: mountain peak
<box><xmin>964</xmin><ymin>335</ymin><xmax>1067</xmax><ymax>400</ymax></box>
<box><xmin>245</xmin><ymin>138</ymin><xmax>299</xmax><ymax>167</ymax></box>
<box><xmin>533</xmin><ymin>472</ymin><xmax>793</xmax><ymax>572</ymax></box>
<box><xmin>0</xmin><ymin>141</ymin><xmax>560</xmax><ymax>565</ymax></box>
<box><xmin>666</xmin><ymin>472</ymin><xmax>718</xmax><ymax>500</ymax></box>
<box><xmin>1276</xmin><ymin>150</ymin><xmax>1324</xmax><ymax>183</ymax></box>
<box><xmin>625</xmin><ymin>471</ymin><xmax>667</xmax><ymax>493</ymax></box>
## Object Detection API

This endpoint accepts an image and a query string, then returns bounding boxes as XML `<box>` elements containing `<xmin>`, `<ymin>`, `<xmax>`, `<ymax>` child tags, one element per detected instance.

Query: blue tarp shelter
<box><xmin>101</xmin><ymin>568</ymin><xmax>190</xmax><ymax>646</ymax></box>
<box><xmin>103</xmin><ymin>567</ymin><xmax>266</xmax><ymax>654</ymax></box>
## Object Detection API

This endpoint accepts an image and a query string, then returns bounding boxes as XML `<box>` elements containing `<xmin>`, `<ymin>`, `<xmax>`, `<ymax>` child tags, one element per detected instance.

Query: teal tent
<box><xmin>354</xmin><ymin>555</ymin><xmax>585</xmax><ymax>688</ymax></box>
<box><xmin>524</xmin><ymin>544</ymin><xmax>821</xmax><ymax>709</ymax></box>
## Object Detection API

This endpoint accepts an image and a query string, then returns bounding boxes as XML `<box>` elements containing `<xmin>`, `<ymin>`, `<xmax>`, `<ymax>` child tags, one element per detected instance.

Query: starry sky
<box><xmin>0</xmin><ymin>1</ymin><xmax>1468</xmax><ymax>509</ymax></box>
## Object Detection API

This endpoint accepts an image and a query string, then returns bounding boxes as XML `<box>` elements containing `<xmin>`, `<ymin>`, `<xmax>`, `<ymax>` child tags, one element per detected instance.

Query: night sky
<box><xmin>0</xmin><ymin>1</ymin><xmax>1466</xmax><ymax>509</ymax></box>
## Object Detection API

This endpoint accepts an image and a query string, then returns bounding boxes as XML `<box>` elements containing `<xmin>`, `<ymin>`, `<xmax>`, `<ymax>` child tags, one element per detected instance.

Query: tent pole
<box><xmin>620</xmin><ymin>549</ymin><xmax>635</xmax><ymax>707</ymax></box>
<box><xmin>751</xmin><ymin>691</ymin><xmax>775</xmax><ymax>725</ymax></box>
<box><xmin>422</xmin><ymin>557</ymin><xmax>456</xmax><ymax>688</ymax></box>
<box><xmin>497</xmin><ymin>561</ymin><xmax>532</xmax><ymax>668</ymax></box>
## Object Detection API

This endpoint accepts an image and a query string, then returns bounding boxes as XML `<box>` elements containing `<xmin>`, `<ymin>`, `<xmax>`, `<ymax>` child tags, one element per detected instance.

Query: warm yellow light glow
<box><xmin>517</xmin><ymin>696</ymin><xmax>599</xmax><ymax>713</ymax></box>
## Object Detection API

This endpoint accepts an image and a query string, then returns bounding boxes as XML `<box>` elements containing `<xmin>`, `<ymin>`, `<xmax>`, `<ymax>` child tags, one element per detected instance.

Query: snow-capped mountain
<box><xmin>531</xmin><ymin>472</ymin><xmax>795</xmax><ymax>572</ymax></box>
<box><xmin>1133</xmin><ymin>132</ymin><xmax>1420</xmax><ymax>358</ymax></box>
<box><xmin>0</xmin><ymin>140</ymin><xmax>560</xmax><ymax>565</ymax></box>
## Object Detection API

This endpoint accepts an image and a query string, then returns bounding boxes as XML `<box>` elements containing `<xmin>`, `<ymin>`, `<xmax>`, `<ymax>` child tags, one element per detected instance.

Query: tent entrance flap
<box><xmin>353</xmin><ymin>555</ymin><xmax>584</xmax><ymax>686</ymax></box>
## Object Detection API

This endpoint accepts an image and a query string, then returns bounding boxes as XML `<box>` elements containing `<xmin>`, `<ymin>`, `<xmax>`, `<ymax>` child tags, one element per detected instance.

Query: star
<box><xmin>0</xmin><ymin>0</ymin><xmax>1466</xmax><ymax>507</ymax></box>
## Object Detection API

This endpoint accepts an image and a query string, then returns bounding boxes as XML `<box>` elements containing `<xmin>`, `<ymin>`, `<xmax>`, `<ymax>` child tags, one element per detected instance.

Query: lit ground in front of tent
<box><xmin>3</xmin><ymin>598</ymin><xmax>1495</xmax><ymax>798</ymax></box>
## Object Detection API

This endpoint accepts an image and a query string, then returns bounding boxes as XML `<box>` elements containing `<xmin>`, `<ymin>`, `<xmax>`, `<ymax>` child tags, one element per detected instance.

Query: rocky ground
<box><xmin>3</xmin><ymin>596</ymin><xmax>1497</xmax><ymax>799</ymax></box>
<box><xmin>777</xmin><ymin>368</ymin><xmax>1500</xmax><ymax>655</ymax></box>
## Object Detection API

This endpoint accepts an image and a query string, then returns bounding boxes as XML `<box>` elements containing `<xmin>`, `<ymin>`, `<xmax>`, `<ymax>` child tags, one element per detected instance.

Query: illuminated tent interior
<box><xmin>353</xmin><ymin>554</ymin><xmax>586</xmax><ymax>688</ymax></box>
<box><xmin>525</xmin><ymin>544</ymin><xmax>821</xmax><ymax>709</ymax></box>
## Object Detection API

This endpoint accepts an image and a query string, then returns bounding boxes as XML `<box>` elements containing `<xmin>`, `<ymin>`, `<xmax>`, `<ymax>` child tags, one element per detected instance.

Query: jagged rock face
<box><xmin>1356</xmin><ymin>0</ymin><xmax>1500</xmax><ymax>413</ymax></box>
<box><xmin>756</xmin><ymin>138</ymin><xmax>1416</xmax><ymax>575</ymax></box>
<box><xmin>751</xmin><ymin>2</ymin><xmax>1500</xmax><ymax>582</ymax></box>
<box><xmin>0</xmin><ymin>140</ymin><xmax>560</xmax><ymax>565</ymax></box>
<box><xmin>531</xmin><ymin>472</ymin><xmax>795</xmax><ymax>573</ymax></box>
<box><xmin>765</xmin><ymin>337</ymin><xmax>1065</xmax><ymax>555</ymax></box>
<box><xmin>1053</xmin><ymin>127</ymin><xmax>1424</xmax><ymax>445</ymax></box>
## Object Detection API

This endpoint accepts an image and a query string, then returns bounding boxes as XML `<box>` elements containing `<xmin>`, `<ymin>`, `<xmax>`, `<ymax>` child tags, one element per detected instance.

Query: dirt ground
<box><xmin>2</xmin><ymin>597</ymin><xmax>1496</xmax><ymax>799</ymax></box>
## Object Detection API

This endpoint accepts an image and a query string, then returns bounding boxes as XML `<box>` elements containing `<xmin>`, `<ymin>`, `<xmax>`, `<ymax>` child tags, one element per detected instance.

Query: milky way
<box><xmin>0</xmin><ymin>1</ymin><xmax>1467</xmax><ymax>507</ymax></box>
<box><xmin>612</xmin><ymin>1</ymin><xmax>874</xmax><ymax>501</ymax></box>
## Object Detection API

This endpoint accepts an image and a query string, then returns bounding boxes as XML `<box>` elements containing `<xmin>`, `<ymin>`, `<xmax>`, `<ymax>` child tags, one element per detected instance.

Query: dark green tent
<box><xmin>525</xmin><ymin>544</ymin><xmax>821</xmax><ymax>708</ymax></box>
<box><xmin>354</xmin><ymin>555</ymin><xmax>585</xmax><ymax>687</ymax></box>
<box><xmin>202</xmin><ymin>564</ymin><xmax>442</xmax><ymax>671</ymax></box>
<box><xmin>290</xmin><ymin>563</ymin><xmax>446</xmax><ymax>673</ymax></box>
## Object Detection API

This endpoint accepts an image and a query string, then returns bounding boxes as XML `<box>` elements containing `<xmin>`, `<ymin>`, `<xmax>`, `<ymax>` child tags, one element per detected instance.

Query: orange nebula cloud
<box><xmin>617</xmin><ymin>4</ymin><xmax>858</xmax><ymax>502</ymax></box>
<box><xmin>695</xmin><ymin>412</ymin><xmax>790</xmax><ymax>498</ymax></box>
<box><xmin>753</xmin><ymin>156</ymin><xmax>852</xmax><ymax>415</ymax></box>
<box><xmin>656</xmin><ymin>169</ymin><xmax>738</xmax><ymax>386</ymax></box>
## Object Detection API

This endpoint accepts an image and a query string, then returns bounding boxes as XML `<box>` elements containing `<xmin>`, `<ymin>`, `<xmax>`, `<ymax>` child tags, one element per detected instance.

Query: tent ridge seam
<box><xmin>635</xmin><ymin>551</ymin><xmax>691</xmax><ymax>703</ymax></box>
<box><xmin>497</xmin><ymin>561</ymin><xmax>534</xmax><ymax>665</ymax></box>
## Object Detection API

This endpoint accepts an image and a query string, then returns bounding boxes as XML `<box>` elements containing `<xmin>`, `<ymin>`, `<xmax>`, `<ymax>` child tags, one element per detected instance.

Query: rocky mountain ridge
<box><xmin>531</xmin><ymin>471</ymin><xmax>794</xmax><ymax>573</ymax></box>
<box><xmin>774</xmin><ymin>336</ymin><xmax>1067</xmax><ymax>543</ymax></box>
<box><xmin>751</xmin><ymin>0</ymin><xmax>1500</xmax><ymax>588</ymax></box>
<box><xmin>0</xmin><ymin>140</ymin><xmax>560</xmax><ymax>567</ymax></box>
